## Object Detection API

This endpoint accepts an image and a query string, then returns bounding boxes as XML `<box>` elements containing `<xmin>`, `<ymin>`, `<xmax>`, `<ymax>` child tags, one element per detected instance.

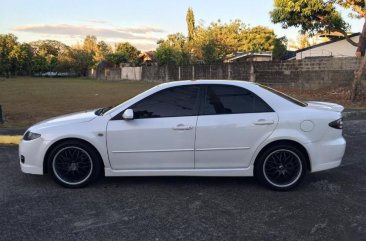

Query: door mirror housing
<box><xmin>122</xmin><ymin>109</ymin><xmax>134</xmax><ymax>120</ymax></box>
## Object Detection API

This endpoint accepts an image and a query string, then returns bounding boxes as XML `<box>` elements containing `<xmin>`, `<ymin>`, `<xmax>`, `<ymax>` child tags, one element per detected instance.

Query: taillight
<box><xmin>329</xmin><ymin>118</ymin><xmax>343</xmax><ymax>129</ymax></box>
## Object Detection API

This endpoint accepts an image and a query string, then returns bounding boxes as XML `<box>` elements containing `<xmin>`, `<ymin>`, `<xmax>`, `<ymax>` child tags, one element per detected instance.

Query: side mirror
<box><xmin>122</xmin><ymin>109</ymin><xmax>134</xmax><ymax>120</ymax></box>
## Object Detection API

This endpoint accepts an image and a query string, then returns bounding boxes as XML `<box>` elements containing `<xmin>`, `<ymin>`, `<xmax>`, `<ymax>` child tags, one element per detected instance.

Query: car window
<box><xmin>258</xmin><ymin>84</ymin><xmax>307</xmax><ymax>107</ymax></box>
<box><xmin>131</xmin><ymin>85</ymin><xmax>200</xmax><ymax>119</ymax></box>
<box><xmin>201</xmin><ymin>85</ymin><xmax>273</xmax><ymax>115</ymax></box>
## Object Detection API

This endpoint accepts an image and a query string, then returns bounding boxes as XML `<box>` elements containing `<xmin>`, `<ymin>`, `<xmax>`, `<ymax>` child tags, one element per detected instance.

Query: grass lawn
<box><xmin>0</xmin><ymin>77</ymin><xmax>365</xmax><ymax>129</ymax></box>
<box><xmin>0</xmin><ymin>77</ymin><xmax>156</xmax><ymax>128</ymax></box>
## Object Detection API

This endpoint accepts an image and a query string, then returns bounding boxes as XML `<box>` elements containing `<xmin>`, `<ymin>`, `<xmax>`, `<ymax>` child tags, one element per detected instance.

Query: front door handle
<box><xmin>172</xmin><ymin>124</ymin><xmax>194</xmax><ymax>130</ymax></box>
<box><xmin>253</xmin><ymin>119</ymin><xmax>274</xmax><ymax>125</ymax></box>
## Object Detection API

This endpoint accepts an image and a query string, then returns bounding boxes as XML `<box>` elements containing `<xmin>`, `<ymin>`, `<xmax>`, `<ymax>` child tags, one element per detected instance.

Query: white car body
<box><xmin>19</xmin><ymin>80</ymin><xmax>346</xmax><ymax>188</ymax></box>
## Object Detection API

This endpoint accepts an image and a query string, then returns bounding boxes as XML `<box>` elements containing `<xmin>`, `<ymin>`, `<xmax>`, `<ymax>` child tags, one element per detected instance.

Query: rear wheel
<box><xmin>47</xmin><ymin>141</ymin><xmax>102</xmax><ymax>188</ymax></box>
<box><xmin>255</xmin><ymin>145</ymin><xmax>307</xmax><ymax>191</ymax></box>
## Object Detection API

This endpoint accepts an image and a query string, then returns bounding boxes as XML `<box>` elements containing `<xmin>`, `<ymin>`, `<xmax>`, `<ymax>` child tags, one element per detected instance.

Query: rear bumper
<box><xmin>305</xmin><ymin>136</ymin><xmax>346</xmax><ymax>173</ymax></box>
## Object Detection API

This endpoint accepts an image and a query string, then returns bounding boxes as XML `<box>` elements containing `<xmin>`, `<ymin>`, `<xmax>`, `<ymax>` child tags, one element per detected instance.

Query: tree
<box><xmin>240</xmin><ymin>26</ymin><xmax>276</xmax><ymax>52</ymax></box>
<box><xmin>297</xmin><ymin>34</ymin><xmax>311</xmax><ymax>49</ymax></box>
<box><xmin>0</xmin><ymin>34</ymin><xmax>19</xmax><ymax>77</ymax></box>
<box><xmin>155</xmin><ymin>45</ymin><xmax>182</xmax><ymax>65</ymax></box>
<box><xmin>186</xmin><ymin>7</ymin><xmax>195</xmax><ymax>41</ymax></box>
<box><xmin>192</xmin><ymin>20</ymin><xmax>277</xmax><ymax>61</ymax></box>
<box><xmin>201</xmin><ymin>39</ymin><xmax>220</xmax><ymax>63</ymax></box>
<box><xmin>17</xmin><ymin>43</ymin><xmax>33</xmax><ymax>74</ymax></box>
<box><xmin>0</xmin><ymin>34</ymin><xmax>34</xmax><ymax>76</ymax></box>
<box><xmin>31</xmin><ymin>55</ymin><xmax>48</xmax><ymax>74</ymax></box>
<box><xmin>156</xmin><ymin>19</ymin><xmax>278</xmax><ymax>64</ymax></box>
<box><xmin>157</xmin><ymin>33</ymin><xmax>190</xmax><ymax>64</ymax></box>
<box><xmin>71</xmin><ymin>49</ymin><xmax>93</xmax><ymax>76</ymax></box>
<box><xmin>83</xmin><ymin>35</ymin><xmax>98</xmax><ymax>56</ymax></box>
<box><xmin>96</xmin><ymin>41</ymin><xmax>111</xmax><ymax>62</ymax></box>
<box><xmin>30</xmin><ymin>40</ymin><xmax>72</xmax><ymax>74</ymax></box>
<box><xmin>190</xmin><ymin>20</ymin><xmax>245</xmax><ymax>60</ymax></box>
<box><xmin>105</xmin><ymin>52</ymin><xmax>128</xmax><ymax>65</ymax></box>
<box><xmin>289</xmin><ymin>34</ymin><xmax>312</xmax><ymax>50</ymax></box>
<box><xmin>115</xmin><ymin>42</ymin><xmax>141</xmax><ymax>65</ymax></box>
<box><xmin>270</xmin><ymin>0</ymin><xmax>366</xmax><ymax>100</ymax></box>
<box><xmin>270</xmin><ymin>1</ymin><xmax>352</xmax><ymax>44</ymax></box>
<box><xmin>272</xmin><ymin>37</ymin><xmax>288</xmax><ymax>60</ymax></box>
<box><xmin>55</xmin><ymin>47</ymin><xmax>74</xmax><ymax>74</ymax></box>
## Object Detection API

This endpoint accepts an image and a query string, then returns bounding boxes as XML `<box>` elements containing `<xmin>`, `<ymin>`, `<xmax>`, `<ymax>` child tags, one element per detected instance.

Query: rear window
<box><xmin>258</xmin><ymin>84</ymin><xmax>307</xmax><ymax>107</ymax></box>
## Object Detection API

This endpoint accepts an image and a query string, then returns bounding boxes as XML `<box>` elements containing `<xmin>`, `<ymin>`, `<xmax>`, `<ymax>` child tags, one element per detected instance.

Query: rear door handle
<box><xmin>172</xmin><ymin>124</ymin><xmax>194</xmax><ymax>130</ymax></box>
<box><xmin>253</xmin><ymin>119</ymin><xmax>274</xmax><ymax>125</ymax></box>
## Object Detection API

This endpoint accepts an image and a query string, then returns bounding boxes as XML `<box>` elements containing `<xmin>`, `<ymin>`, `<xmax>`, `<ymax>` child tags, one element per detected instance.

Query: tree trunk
<box><xmin>351</xmin><ymin>54</ymin><xmax>366</xmax><ymax>101</ymax></box>
<box><xmin>351</xmin><ymin>18</ymin><xmax>366</xmax><ymax>101</ymax></box>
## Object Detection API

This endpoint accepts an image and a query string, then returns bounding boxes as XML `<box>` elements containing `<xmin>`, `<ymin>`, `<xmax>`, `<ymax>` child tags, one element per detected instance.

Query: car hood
<box><xmin>306</xmin><ymin>101</ymin><xmax>344</xmax><ymax>112</ymax></box>
<box><xmin>30</xmin><ymin>110</ymin><xmax>97</xmax><ymax>131</ymax></box>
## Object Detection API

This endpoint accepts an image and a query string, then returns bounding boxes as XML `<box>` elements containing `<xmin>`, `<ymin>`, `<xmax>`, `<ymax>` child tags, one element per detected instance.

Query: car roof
<box><xmin>157</xmin><ymin>80</ymin><xmax>255</xmax><ymax>88</ymax></box>
<box><xmin>106</xmin><ymin>79</ymin><xmax>300</xmax><ymax>117</ymax></box>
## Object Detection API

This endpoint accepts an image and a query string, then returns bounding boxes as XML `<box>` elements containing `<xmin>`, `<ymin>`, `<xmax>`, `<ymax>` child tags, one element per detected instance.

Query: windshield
<box><xmin>102</xmin><ymin>84</ymin><xmax>162</xmax><ymax>116</ymax></box>
<box><xmin>258</xmin><ymin>84</ymin><xmax>307</xmax><ymax>107</ymax></box>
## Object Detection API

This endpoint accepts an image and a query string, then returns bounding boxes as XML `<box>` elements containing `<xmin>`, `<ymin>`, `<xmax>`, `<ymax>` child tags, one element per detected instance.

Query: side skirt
<box><xmin>104</xmin><ymin>166</ymin><xmax>253</xmax><ymax>177</ymax></box>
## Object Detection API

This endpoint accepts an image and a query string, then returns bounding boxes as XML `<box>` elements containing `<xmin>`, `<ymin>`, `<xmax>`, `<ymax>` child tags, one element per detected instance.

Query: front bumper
<box><xmin>19</xmin><ymin>138</ymin><xmax>50</xmax><ymax>175</ymax></box>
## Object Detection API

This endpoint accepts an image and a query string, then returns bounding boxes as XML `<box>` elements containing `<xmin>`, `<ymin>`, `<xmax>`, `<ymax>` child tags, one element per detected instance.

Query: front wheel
<box><xmin>255</xmin><ymin>145</ymin><xmax>307</xmax><ymax>191</ymax></box>
<box><xmin>47</xmin><ymin>141</ymin><xmax>102</xmax><ymax>188</ymax></box>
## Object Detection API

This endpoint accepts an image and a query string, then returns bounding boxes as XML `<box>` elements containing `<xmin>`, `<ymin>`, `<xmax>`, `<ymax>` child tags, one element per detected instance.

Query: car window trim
<box><xmin>198</xmin><ymin>84</ymin><xmax>274</xmax><ymax>116</ymax></box>
<box><xmin>111</xmin><ymin>85</ymin><xmax>203</xmax><ymax>120</ymax></box>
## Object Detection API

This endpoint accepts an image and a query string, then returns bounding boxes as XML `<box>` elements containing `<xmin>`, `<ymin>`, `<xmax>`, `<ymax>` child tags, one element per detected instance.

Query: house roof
<box><xmin>296</xmin><ymin>32</ymin><xmax>361</xmax><ymax>53</ymax></box>
<box><xmin>139</xmin><ymin>51</ymin><xmax>156</xmax><ymax>61</ymax></box>
<box><xmin>225</xmin><ymin>51</ymin><xmax>272</xmax><ymax>62</ymax></box>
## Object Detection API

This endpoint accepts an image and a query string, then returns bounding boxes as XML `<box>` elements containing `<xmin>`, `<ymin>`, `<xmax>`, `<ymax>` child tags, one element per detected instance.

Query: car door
<box><xmin>195</xmin><ymin>84</ymin><xmax>278</xmax><ymax>169</ymax></box>
<box><xmin>107</xmin><ymin>85</ymin><xmax>201</xmax><ymax>170</ymax></box>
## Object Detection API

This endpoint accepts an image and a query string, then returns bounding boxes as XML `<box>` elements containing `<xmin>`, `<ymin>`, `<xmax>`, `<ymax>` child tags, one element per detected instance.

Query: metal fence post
<box><xmin>228</xmin><ymin>64</ymin><xmax>231</xmax><ymax>79</ymax></box>
<box><xmin>165</xmin><ymin>65</ymin><xmax>169</xmax><ymax>82</ymax></box>
<box><xmin>0</xmin><ymin>105</ymin><xmax>4</xmax><ymax>124</ymax></box>
<box><xmin>250</xmin><ymin>62</ymin><xmax>256</xmax><ymax>82</ymax></box>
<box><xmin>178</xmin><ymin>66</ymin><xmax>181</xmax><ymax>81</ymax></box>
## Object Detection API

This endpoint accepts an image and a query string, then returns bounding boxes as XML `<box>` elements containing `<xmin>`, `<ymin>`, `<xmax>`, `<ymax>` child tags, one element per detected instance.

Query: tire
<box><xmin>254</xmin><ymin>144</ymin><xmax>307</xmax><ymax>191</ymax></box>
<box><xmin>47</xmin><ymin>140</ymin><xmax>102</xmax><ymax>188</ymax></box>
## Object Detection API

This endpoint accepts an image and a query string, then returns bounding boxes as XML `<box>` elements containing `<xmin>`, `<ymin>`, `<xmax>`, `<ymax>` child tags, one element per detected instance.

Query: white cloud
<box><xmin>86</xmin><ymin>19</ymin><xmax>109</xmax><ymax>24</ymax></box>
<box><xmin>13</xmin><ymin>24</ymin><xmax>163</xmax><ymax>41</ymax></box>
<box><xmin>117</xmin><ymin>26</ymin><xmax>164</xmax><ymax>34</ymax></box>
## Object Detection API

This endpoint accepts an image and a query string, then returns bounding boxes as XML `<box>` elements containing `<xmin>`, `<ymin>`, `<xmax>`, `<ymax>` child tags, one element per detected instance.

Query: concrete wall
<box><xmin>296</xmin><ymin>35</ymin><xmax>359</xmax><ymax>59</ymax></box>
<box><xmin>90</xmin><ymin>57</ymin><xmax>364</xmax><ymax>90</ymax></box>
<box><xmin>121</xmin><ymin>67</ymin><xmax>142</xmax><ymax>81</ymax></box>
<box><xmin>141</xmin><ymin>57</ymin><xmax>362</xmax><ymax>89</ymax></box>
<box><xmin>104</xmin><ymin>68</ymin><xmax>121</xmax><ymax>80</ymax></box>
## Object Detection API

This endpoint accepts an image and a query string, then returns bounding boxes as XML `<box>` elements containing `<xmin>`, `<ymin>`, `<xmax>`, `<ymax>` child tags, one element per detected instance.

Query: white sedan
<box><xmin>19</xmin><ymin>80</ymin><xmax>346</xmax><ymax>190</ymax></box>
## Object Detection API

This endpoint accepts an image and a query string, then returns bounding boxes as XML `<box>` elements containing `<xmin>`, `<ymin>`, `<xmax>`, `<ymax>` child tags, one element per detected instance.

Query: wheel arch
<box><xmin>253</xmin><ymin>139</ymin><xmax>311</xmax><ymax>172</ymax></box>
<box><xmin>43</xmin><ymin>137</ymin><xmax>105</xmax><ymax>174</ymax></box>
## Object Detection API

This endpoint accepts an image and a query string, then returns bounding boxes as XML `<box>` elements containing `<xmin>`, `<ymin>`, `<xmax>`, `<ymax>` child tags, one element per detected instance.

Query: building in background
<box><xmin>139</xmin><ymin>51</ymin><xmax>156</xmax><ymax>65</ymax></box>
<box><xmin>296</xmin><ymin>33</ymin><xmax>360</xmax><ymax>60</ymax></box>
<box><xmin>224</xmin><ymin>52</ymin><xmax>273</xmax><ymax>63</ymax></box>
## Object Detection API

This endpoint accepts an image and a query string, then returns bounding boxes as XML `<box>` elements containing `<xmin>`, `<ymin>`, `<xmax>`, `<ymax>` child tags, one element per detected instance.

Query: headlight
<box><xmin>23</xmin><ymin>131</ymin><xmax>41</xmax><ymax>141</ymax></box>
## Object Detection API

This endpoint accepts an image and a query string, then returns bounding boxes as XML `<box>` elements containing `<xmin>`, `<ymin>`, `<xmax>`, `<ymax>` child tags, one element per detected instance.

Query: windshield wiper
<box><xmin>95</xmin><ymin>106</ymin><xmax>112</xmax><ymax>116</ymax></box>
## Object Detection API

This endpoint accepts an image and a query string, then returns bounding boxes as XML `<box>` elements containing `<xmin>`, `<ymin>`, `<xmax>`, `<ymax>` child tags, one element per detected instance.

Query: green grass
<box><xmin>0</xmin><ymin>76</ymin><xmax>365</xmax><ymax>129</ymax></box>
<box><xmin>0</xmin><ymin>77</ymin><xmax>156</xmax><ymax>128</ymax></box>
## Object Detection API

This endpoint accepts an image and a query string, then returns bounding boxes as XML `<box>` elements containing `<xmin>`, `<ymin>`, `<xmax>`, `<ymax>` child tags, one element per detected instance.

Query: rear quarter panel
<box><xmin>249</xmin><ymin>108</ymin><xmax>342</xmax><ymax>165</ymax></box>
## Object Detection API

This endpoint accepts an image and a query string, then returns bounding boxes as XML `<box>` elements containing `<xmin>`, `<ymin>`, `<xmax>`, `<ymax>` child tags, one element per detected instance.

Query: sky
<box><xmin>0</xmin><ymin>0</ymin><xmax>364</xmax><ymax>51</ymax></box>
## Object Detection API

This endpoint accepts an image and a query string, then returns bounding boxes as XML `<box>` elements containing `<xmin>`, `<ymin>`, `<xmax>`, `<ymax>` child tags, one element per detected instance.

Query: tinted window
<box><xmin>201</xmin><ymin>85</ymin><xmax>272</xmax><ymax>115</ymax></box>
<box><xmin>258</xmin><ymin>84</ymin><xmax>307</xmax><ymax>107</ymax></box>
<box><xmin>131</xmin><ymin>85</ymin><xmax>200</xmax><ymax>119</ymax></box>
